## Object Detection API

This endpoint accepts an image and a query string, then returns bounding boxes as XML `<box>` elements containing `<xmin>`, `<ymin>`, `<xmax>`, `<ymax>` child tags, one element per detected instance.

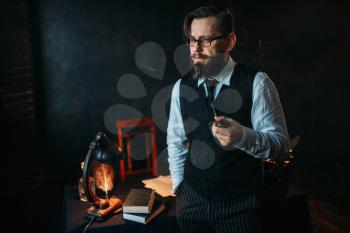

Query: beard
<box><xmin>191</xmin><ymin>53</ymin><xmax>226</xmax><ymax>79</ymax></box>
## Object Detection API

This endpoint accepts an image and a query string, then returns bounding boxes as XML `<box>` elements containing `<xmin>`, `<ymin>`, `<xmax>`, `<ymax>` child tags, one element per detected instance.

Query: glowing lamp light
<box><xmin>82</xmin><ymin>132</ymin><xmax>123</xmax><ymax>221</ymax></box>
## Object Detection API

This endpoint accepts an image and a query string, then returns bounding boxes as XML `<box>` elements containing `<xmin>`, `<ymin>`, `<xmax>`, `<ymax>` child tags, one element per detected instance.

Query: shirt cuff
<box><xmin>172</xmin><ymin>177</ymin><xmax>184</xmax><ymax>194</ymax></box>
<box><xmin>233</xmin><ymin>125</ymin><xmax>246</xmax><ymax>148</ymax></box>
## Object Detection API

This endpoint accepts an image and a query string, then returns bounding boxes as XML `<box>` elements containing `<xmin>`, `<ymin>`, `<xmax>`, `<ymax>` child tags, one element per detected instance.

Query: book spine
<box><xmin>148</xmin><ymin>190</ymin><xmax>156</xmax><ymax>212</ymax></box>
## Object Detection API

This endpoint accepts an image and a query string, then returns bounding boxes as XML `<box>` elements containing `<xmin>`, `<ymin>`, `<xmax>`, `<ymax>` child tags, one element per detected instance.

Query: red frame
<box><xmin>116</xmin><ymin>118</ymin><xmax>158</xmax><ymax>180</ymax></box>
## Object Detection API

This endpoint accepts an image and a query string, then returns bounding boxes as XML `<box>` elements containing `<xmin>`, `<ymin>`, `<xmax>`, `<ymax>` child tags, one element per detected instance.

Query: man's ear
<box><xmin>226</xmin><ymin>32</ymin><xmax>237</xmax><ymax>53</ymax></box>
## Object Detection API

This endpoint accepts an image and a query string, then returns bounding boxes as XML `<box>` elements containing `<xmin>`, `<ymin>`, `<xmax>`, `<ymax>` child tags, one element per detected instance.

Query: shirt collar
<box><xmin>197</xmin><ymin>56</ymin><xmax>236</xmax><ymax>87</ymax></box>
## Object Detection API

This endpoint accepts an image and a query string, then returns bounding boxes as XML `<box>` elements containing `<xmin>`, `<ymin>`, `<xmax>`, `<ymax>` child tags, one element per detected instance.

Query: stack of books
<box><xmin>122</xmin><ymin>188</ymin><xmax>166</xmax><ymax>224</ymax></box>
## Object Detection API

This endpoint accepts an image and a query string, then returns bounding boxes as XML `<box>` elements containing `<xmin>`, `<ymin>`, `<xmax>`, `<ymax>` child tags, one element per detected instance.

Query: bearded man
<box><xmin>167</xmin><ymin>5</ymin><xmax>289</xmax><ymax>233</ymax></box>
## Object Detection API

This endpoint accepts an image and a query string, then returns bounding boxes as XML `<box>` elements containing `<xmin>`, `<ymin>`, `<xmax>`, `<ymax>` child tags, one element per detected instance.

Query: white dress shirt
<box><xmin>167</xmin><ymin>57</ymin><xmax>290</xmax><ymax>192</ymax></box>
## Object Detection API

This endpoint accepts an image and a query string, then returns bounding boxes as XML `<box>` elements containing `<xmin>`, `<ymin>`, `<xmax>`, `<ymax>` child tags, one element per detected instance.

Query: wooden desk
<box><xmin>62</xmin><ymin>181</ymin><xmax>313</xmax><ymax>233</ymax></box>
<box><xmin>62</xmin><ymin>182</ymin><xmax>180</xmax><ymax>233</ymax></box>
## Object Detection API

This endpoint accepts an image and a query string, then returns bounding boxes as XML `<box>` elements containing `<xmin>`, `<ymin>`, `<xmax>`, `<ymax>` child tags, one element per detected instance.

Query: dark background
<box><xmin>1</xmin><ymin>0</ymin><xmax>349</xmax><ymax>232</ymax></box>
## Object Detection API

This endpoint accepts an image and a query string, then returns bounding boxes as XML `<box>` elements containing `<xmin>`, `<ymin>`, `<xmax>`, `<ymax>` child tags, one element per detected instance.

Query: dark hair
<box><xmin>183</xmin><ymin>5</ymin><xmax>234</xmax><ymax>38</ymax></box>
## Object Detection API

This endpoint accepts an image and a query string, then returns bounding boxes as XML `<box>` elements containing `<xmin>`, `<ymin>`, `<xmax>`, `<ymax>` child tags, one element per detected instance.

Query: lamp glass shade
<box><xmin>83</xmin><ymin>132</ymin><xmax>121</xmax><ymax>204</ymax></box>
<box><xmin>82</xmin><ymin>132</ymin><xmax>123</xmax><ymax>221</ymax></box>
<box><xmin>91</xmin><ymin>161</ymin><xmax>116</xmax><ymax>199</ymax></box>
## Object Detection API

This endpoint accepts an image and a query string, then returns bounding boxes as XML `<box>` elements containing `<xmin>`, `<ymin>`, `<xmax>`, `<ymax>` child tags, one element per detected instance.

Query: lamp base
<box><xmin>85</xmin><ymin>197</ymin><xmax>122</xmax><ymax>221</ymax></box>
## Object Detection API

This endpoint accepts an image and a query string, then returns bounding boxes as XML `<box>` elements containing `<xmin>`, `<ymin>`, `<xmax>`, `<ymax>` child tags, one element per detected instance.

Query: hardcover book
<box><xmin>122</xmin><ymin>188</ymin><xmax>156</xmax><ymax>213</ymax></box>
<box><xmin>122</xmin><ymin>199</ymin><xmax>166</xmax><ymax>224</ymax></box>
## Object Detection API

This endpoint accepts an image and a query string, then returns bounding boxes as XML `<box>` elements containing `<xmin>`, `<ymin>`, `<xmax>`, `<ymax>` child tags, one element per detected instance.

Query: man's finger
<box><xmin>213</xmin><ymin>133</ymin><xmax>230</xmax><ymax>141</ymax></box>
<box><xmin>214</xmin><ymin>116</ymin><xmax>225</xmax><ymax>121</ymax></box>
<box><xmin>216</xmin><ymin>137</ymin><xmax>229</xmax><ymax>146</ymax></box>
<box><xmin>214</xmin><ymin>116</ymin><xmax>234</xmax><ymax>128</ymax></box>
<box><xmin>214</xmin><ymin>115</ymin><xmax>234</xmax><ymax>122</ymax></box>
<box><xmin>212</xmin><ymin>126</ymin><xmax>229</xmax><ymax>136</ymax></box>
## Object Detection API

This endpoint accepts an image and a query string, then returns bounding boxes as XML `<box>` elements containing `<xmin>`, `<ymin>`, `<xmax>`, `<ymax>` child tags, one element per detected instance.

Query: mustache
<box><xmin>191</xmin><ymin>54</ymin><xmax>209</xmax><ymax>59</ymax></box>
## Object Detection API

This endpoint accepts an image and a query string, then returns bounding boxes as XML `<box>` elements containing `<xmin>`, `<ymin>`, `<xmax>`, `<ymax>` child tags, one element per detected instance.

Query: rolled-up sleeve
<box><xmin>234</xmin><ymin>72</ymin><xmax>290</xmax><ymax>160</ymax></box>
<box><xmin>167</xmin><ymin>80</ymin><xmax>188</xmax><ymax>193</ymax></box>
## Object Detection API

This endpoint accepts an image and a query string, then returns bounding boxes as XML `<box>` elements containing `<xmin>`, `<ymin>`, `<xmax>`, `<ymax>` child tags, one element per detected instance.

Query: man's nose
<box><xmin>194</xmin><ymin>42</ymin><xmax>203</xmax><ymax>52</ymax></box>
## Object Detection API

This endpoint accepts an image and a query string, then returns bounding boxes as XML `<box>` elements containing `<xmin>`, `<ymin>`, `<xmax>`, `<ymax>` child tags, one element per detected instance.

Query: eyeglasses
<box><xmin>185</xmin><ymin>34</ymin><xmax>228</xmax><ymax>47</ymax></box>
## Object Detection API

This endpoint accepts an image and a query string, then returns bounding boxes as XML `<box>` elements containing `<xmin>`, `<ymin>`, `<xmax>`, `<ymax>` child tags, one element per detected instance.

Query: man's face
<box><xmin>188</xmin><ymin>16</ymin><xmax>236</xmax><ymax>77</ymax></box>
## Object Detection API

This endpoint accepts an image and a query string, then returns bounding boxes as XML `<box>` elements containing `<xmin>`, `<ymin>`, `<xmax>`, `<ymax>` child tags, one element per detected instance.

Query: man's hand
<box><xmin>211</xmin><ymin>116</ymin><xmax>243</xmax><ymax>147</ymax></box>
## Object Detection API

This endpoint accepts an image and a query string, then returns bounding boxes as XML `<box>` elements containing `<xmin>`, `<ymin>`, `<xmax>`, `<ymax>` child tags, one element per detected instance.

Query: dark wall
<box><xmin>33</xmin><ymin>0</ymin><xmax>350</xmax><ymax>182</ymax></box>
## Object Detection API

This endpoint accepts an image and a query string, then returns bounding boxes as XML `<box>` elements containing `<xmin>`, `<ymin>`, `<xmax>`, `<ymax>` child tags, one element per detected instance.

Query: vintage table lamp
<box><xmin>82</xmin><ymin>132</ymin><xmax>123</xmax><ymax>221</ymax></box>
